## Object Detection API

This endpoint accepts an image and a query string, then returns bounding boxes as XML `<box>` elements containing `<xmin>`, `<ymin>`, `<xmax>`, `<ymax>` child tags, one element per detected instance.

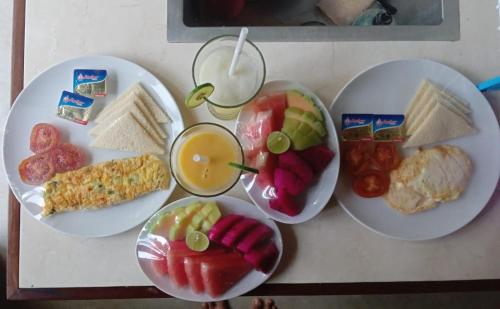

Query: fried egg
<box><xmin>385</xmin><ymin>145</ymin><xmax>472</xmax><ymax>214</ymax></box>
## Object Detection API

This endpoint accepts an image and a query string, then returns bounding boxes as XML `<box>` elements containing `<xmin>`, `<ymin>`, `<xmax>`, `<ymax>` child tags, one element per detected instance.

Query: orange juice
<box><xmin>171</xmin><ymin>123</ymin><xmax>243</xmax><ymax>196</ymax></box>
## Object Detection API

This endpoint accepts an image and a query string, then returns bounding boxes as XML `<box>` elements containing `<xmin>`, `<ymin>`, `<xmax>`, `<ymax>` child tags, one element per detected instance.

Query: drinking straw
<box><xmin>228</xmin><ymin>27</ymin><xmax>249</xmax><ymax>76</ymax></box>
<box><xmin>193</xmin><ymin>154</ymin><xmax>209</xmax><ymax>163</ymax></box>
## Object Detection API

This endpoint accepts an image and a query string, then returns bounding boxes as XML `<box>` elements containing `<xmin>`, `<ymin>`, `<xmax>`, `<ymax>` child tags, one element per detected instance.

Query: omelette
<box><xmin>43</xmin><ymin>154</ymin><xmax>169</xmax><ymax>216</ymax></box>
<box><xmin>385</xmin><ymin>145</ymin><xmax>472</xmax><ymax>215</ymax></box>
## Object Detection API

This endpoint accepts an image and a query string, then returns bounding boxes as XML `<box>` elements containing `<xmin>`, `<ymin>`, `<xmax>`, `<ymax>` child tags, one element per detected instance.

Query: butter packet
<box><xmin>341</xmin><ymin>114</ymin><xmax>373</xmax><ymax>141</ymax></box>
<box><xmin>57</xmin><ymin>91</ymin><xmax>94</xmax><ymax>125</ymax></box>
<box><xmin>73</xmin><ymin>69</ymin><xmax>107</xmax><ymax>98</ymax></box>
<box><xmin>373</xmin><ymin>114</ymin><xmax>405</xmax><ymax>142</ymax></box>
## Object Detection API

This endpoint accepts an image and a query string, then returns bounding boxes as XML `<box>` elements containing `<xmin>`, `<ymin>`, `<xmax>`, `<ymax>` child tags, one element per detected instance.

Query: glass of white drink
<box><xmin>192</xmin><ymin>35</ymin><xmax>266</xmax><ymax>120</ymax></box>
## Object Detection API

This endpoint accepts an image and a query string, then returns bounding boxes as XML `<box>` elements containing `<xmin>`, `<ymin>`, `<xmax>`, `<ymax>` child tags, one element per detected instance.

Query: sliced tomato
<box><xmin>49</xmin><ymin>144</ymin><xmax>86</xmax><ymax>173</ymax></box>
<box><xmin>352</xmin><ymin>170</ymin><xmax>390</xmax><ymax>198</ymax></box>
<box><xmin>372</xmin><ymin>142</ymin><xmax>401</xmax><ymax>172</ymax></box>
<box><xmin>18</xmin><ymin>153</ymin><xmax>55</xmax><ymax>185</ymax></box>
<box><xmin>30</xmin><ymin>123</ymin><xmax>61</xmax><ymax>154</ymax></box>
<box><xmin>342</xmin><ymin>141</ymin><xmax>371</xmax><ymax>175</ymax></box>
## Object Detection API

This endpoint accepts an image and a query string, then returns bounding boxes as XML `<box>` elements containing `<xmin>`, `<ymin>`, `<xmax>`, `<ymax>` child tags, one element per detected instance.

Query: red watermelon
<box><xmin>184</xmin><ymin>248</ymin><xmax>227</xmax><ymax>294</ymax></box>
<box><xmin>254</xmin><ymin>151</ymin><xmax>278</xmax><ymax>190</ymax></box>
<box><xmin>166</xmin><ymin>241</ymin><xmax>205</xmax><ymax>287</ymax></box>
<box><xmin>240</xmin><ymin>110</ymin><xmax>274</xmax><ymax>160</ymax></box>
<box><xmin>254</xmin><ymin>92</ymin><xmax>287</xmax><ymax>130</ymax></box>
<box><xmin>200</xmin><ymin>251</ymin><xmax>252</xmax><ymax>298</ymax></box>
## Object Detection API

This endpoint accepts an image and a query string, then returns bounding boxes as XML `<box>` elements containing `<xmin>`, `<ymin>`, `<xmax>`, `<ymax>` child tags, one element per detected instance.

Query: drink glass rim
<box><xmin>192</xmin><ymin>35</ymin><xmax>266</xmax><ymax>109</ymax></box>
<box><xmin>169</xmin><ymin>122</ymin><xmax>244</xmax><ymax>197</ymax></box>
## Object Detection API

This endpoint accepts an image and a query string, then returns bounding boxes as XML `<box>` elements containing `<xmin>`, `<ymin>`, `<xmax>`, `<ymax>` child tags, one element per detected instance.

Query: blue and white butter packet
<box><xmin>57</xmin><ymin>91</ymin><xmax>94</xmax><ymax>125</ymax></box>
<box><xmin>73</xmin><ymin>69</ymin><xmax>107</xmax><ymax>98</ymax></box>
<box><xmin>373</xmin><ymin>114</ymin><xmax>405</xmax><ymax>142</ymax></box>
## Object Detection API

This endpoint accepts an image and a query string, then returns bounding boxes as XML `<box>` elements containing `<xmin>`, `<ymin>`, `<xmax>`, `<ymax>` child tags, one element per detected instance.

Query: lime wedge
<box><xmin>185</xmin><ymin>231</ymin><xmax>210</xmax><ymax>252</ymax></box>
<box><xmin>185</xmin><ymin>83</ymin><xmax>214</xmax><ymax>109</ymax></box>
<box><xmin>267</xmin><ymin>131</ymin><xmax>291</xmax><ymax>154</ymax></box>
<box><xmin>228</xmin><ymin>162</ymin><xmax>259</xmax><ymax>174</ymax></box>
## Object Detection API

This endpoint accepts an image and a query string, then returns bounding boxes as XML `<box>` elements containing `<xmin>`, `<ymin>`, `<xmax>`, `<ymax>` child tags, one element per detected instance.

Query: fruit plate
<box><xmin>235</xmin><ymin>80</ymin><xmax>340</xmax><ymax>224</ymax></box>
<box><xmin>136</xmin><ymin>195</ymin><xmax>283</xmax><ymax>302</ymax></box>
<box><xmin>2</xmin><ymin>55</ymin><xmax>184</xmax><ymax>237</ymax></box>
<box><xmin>330</xmin><ymin>59</ymin><xmax>500</xmax><ymax>240</ymax></box>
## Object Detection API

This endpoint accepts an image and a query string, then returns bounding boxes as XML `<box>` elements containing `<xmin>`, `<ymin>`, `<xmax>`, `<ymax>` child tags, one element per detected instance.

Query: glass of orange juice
<box><xmin>170</xmin><ymin>123</ymin><xmax>244</xmax><ymax>197</ymax></box>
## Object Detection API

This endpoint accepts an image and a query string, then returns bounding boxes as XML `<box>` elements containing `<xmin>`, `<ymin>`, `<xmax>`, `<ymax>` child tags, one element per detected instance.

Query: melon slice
<box><xmin>286</xmin><ymin>90</ymin><xmax>323</xmax><ymax>122</ymax></box>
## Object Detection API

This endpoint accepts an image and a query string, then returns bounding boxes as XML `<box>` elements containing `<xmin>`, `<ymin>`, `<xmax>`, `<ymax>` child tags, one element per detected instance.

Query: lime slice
<box><xmin>185</xmin><ymin>231</ymin><xmax>210</xmax><ymax>252</ymax></box>
<box><xmin>267</xmin><ymin>131</ymin><xmax>291</xmax><ymax>154</ymax></box>
<box><xmin>228</xmin><ymin>162</ymin><xmax>259</xmax><ymax>174</ymax></box>
<box><xmin>185</xmin><ymin>83</ymin><xmax>215</xmax><ymax>109</ymax></box>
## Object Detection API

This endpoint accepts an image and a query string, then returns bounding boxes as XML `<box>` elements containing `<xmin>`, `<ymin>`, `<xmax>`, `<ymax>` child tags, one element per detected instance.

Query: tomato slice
<box><xmin>352</xmin><ymin>170</ymin><xmax>390</xmax><ymax>198</ymax></box>
<box><xmin>18</xmin><ymin>153</ymin><xmax>55</xmax><ymax>185</ymax></box>
<box><xmin>372</xmin><ymin>142</ymin><xmax>401</xmax><ymax>172</ymax></box>
<box><xmin>50</xmin><ymin>144</ymin><xmax>86</xmax><ymax>173</ymax></box>
<box><xmin>30</xmin><ymin>123</ymin><xmax>61</xmax><ymax>154</ymax></box>
<box><xmin>342</xmin><ymin>141</ymin><xmax>371</xmax><ymax>175</ymax></box>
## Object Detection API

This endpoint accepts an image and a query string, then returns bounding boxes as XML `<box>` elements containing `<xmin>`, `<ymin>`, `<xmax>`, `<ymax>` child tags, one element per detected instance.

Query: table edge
<box><xmin>7</xmin><ymin>0</ymin><xmax>500</xmax><ymax>300</ymax></box>
<box><xmin>6</xmin><ymin>280</ymin><xmax>500</xmax><ymax>301</ymax></box>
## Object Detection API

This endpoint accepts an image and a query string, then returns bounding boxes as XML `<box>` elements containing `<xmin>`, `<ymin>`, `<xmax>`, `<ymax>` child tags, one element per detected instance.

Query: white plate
<box><xmin>136</xmin><ymin>195</ymin><xmax>283</xmax><ymax>302</ymax></box>
<box><xmin>236</xmin><ymin>80</ymin><xmax>340</xmax><ymax>224</ymax></box>
<box><xmin>331</xmin><ymin>59</ymin><xmax>500</xmax><ymax>240</ymax></box>
<box><xmin>2</xmin><ymin>55</ymin><xmax>184</xmax><ymax>237</ymax></box>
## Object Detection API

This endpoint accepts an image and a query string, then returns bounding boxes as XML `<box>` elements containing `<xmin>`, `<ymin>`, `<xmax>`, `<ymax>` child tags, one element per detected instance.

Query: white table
<box><xmin>10</xmin><ymin>0</ymin><xmax>500</xmax><ymax>295</ymax></box>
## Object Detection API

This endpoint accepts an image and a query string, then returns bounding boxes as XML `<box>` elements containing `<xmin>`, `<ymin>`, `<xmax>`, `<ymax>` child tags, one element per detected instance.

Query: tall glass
<box><xmin>170</xmin><ymin>123</ymin><xmax>244</xmax><ymax>197</ymax></box>
<box><xmin>192</xmin><ymin>35</ymin><xmax>266</xmax><ymax>120</ymax></box>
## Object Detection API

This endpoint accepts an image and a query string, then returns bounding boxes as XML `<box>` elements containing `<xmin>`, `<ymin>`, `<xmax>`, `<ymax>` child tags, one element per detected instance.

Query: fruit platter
<box><xmin>236</xmin><ymin>81</ymin><xmax>340</xmax><ymax>224</ymax></box>
<box><xmin>136</xmin><ymin>195</ymin><xmax>283</xmax><ymax>301</ymax></box>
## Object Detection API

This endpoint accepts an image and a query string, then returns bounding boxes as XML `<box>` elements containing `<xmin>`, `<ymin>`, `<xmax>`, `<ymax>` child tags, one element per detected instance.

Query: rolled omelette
<box><xmin>43</xmin><ymin>154</ymin><xmax>169</xmax><ymax>216</ymax></box>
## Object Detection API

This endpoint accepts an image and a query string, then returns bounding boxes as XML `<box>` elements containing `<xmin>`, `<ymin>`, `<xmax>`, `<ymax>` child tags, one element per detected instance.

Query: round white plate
<box><xmin>236</xmin><ymin>80</ymin><xmax>340</xmax><ymax>224</ymax></box>
<box><xmin>136</xmin><ymin>195</ymin><xmax>283</xmax><ymax>302</ymax></box>
<box><xmin>331</xmin><ymin>59</ymin><xmax>500</xmax><ymax>240</ymax></box>
<box><xmin>2</xmin><ymin>55</ymin><xmax>184</xmax><ymax>237</ymax></box>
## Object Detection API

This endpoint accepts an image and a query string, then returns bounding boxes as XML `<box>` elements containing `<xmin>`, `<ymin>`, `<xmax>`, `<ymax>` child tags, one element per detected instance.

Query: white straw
<box><xmin>228</xmin><ymin>27</ymin><xmax>249</xmax><ymax>76</ymax></box>
<box><xmin>193</xmin><ymin>154</ymin><xmax>209</xmax><ymax>163</ymax></box>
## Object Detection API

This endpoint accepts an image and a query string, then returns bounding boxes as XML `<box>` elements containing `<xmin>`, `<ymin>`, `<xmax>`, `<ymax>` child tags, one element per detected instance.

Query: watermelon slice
<box><xmin>298</xmin><ymin>145</ymin><xmax>335</xmax><ymax>173</ymax></box>
<box><xmin>152</xmin><ymin>255</ymin><xmax>168</xmax><ymax>276</ymax></box>
<box><xmin>244</xmin><ymin>242</ymin><xmax>279</xmax><ymax>274</ymax></box>
<box><xmin>240</xmin><ymin>110</ymin><xmax>273</xmax><ymax>160</ymax></box>
<box><xmin>254</xmin><ymin>92</ymin><xmax>287</xmax><ymax>130</ymax></box>
<box><xmin>254</xmin><ymin>151</ymin><xmax>278</xmax><ymax>190</ymax></box>
<box><xmin>184</xmin><ymin>248</ymin><xmax>227</xmax><ymax>294</ymax></box>
<box><xmin>166</xmin><ymin>241</ymin><xmax>206</xmax><ymax>287</ymax></box>
<box><xmin>236</xmin><ymin>224</ymin><xmax>274</xmax><ymax>254</ymax></box>
<box><xmin>201</xmin><ymin>251</ymin><xmax>252</xmax><ymax>298</ymax></box>
<box><xmin>221</xmin><ymin>218</ymin><xmax>259</xmax><ymax>248</ymax></box>
<box><xmin>208</xmin><ymin>214</ymin><xmax>243</xmax><ymax>244</ymax></box>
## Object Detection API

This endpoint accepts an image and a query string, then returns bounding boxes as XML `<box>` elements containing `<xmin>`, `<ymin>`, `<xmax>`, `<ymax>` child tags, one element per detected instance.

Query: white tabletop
<box><xmin>16</xmin><ymin>0</ymin><xmax>500</xmax><ymax>288</ymax></box>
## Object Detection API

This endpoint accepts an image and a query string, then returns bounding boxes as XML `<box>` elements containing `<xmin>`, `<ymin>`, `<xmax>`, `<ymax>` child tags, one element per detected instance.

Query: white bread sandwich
<box><xmin>91</xmin><ymin>112</ymin><xmax>164</xmax><ymax>155</ymax></box>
